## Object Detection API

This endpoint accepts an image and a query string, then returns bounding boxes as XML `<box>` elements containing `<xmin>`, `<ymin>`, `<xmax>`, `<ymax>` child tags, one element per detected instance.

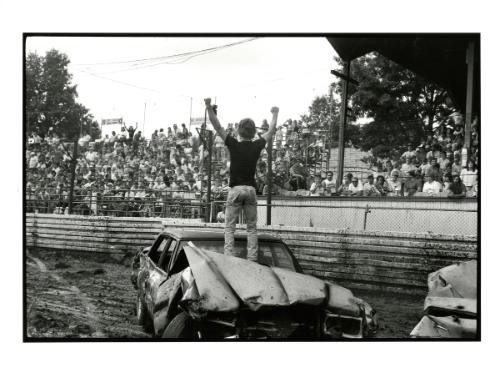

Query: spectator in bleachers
<box><xmin>402</xmin><ymin>144</ymin><xmax>416</xmax><ymax>160</ymax></box>
<box><xmin>426</xmin><ymin>157</ymin><xmax>441</xmax><ymax>181</ymax></box>
<box><xmin>400</xmin><ymin>156</ymin><xmax>416</xmax><ymax>181</ymax></box>
<box><xmin>214</xmin><ymin>134</ymin><xmax>225</xmax><ymax>160</ymax></box>
<box><xmin>337</xmin><ymin>173</ymin><xmax>353</xmax><ymax>196</ymax></box>
<box><xmin>374</xmin><ymin>175</ymin><xmax>390</xmax><ymax>196</ymax></box>
<box><xmin>446</xmin><ymin>175</ymin><xmax>467</xmax><ymax>198</ymax></box>
<box><xmin>460</xmin><ymin>160</ymin><xmax>478</xmax><ymax>192</ymax></box>
<box><xmin>451</xmin><ymin>154</ymin><xmax>462</xmax><ymax>176</ymax></box>
<box><xmin>363</xmin><ymin>174</ymin><xmax>379</xmax><ymax>196</ymax></box>
<box><xmin>422</xmin><ymin>174</ymin><xmax>442</xmax><ymax>196</ymax></box>
<box><xmin>321</xmin><ymin>170</ymin><xmax>336</xmax><ymax>194</ymax></box>
<box><xmin>387</xmin><ymin>170</ymin><xmax>402</xmax><ymax>196</ymax></box>
<box><xmin>442</xmin><ymin>173</ymin><xmax>453</xmax><ymax>191</ymax></box>
<box><xmin>127</xmin><ymin>123</ymin><xmax>137</xmax><ymax>144</ymax></box>
<box><xmin>390</xmin><ymin>162</ymin><xmax>402</xmax><ymax>180</ymax></box>
<box><xmin>348</xmin><ymin>176</ymin><xmax>363</xmax><ymax>196</ymax></box>
<box><xmin>275</xmin><ymin>125</ymin><xmax>284</xmax><ymax>149</ymax></box>
<box><xmin>28</xmin><ymin>152</ymin><xmax>38</xmax><ymax>170</ymax></box>
<box><xmin>404</xmin><ymin>170</ymin><xmax>421</xmax><ymax>196</ymax></box>
<box><xmin>383</xmin><ymin>160</ymin><xmax>393</xmax><ymax>180</ymax></box>
<box><xmin>289</xmin><ymin>159</ymin><xmax>307</xmax><ymax>190</ymax></box>
<box><xmin>309</xmin><ymin>174</ymin><xmax>324</xmax><ymax>197</ymax></box>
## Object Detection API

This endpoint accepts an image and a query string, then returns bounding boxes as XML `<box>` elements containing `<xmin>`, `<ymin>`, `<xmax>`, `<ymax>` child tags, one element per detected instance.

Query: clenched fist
<box><xmin>271</xmin><ymin>106</ymin><xmax>279</xmax><ymax>114</ymax></box>
<box><xmin>204</xmin><ymin>98</ymin><xmax>212</xmax><ymax>106</ymax></box>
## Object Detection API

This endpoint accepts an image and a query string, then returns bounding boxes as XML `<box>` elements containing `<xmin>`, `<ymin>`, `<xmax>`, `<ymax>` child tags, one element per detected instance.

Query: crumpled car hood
<box><xmin>180</xmin><ymin>245</ymin><xmax>365</xmax><ymax>317</ymax></box>
<box><xmin>411</xmin><ymin>260</ymin><xmax>477</xmax><ymax>338</ymax></box>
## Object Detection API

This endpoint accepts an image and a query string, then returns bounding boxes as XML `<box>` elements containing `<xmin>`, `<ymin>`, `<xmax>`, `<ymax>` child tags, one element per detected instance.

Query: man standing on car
<box><xmin>205</xmin><ymin>98</ymin><xmax>279</xmax><ymax>262</ymax></box>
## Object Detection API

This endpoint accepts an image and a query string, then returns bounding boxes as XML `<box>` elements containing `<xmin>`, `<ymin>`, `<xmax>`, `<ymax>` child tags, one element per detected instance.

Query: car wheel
<box><xmin>136</xmin><ymin>295</ymin><xmax>153</xmax><ymax>333</ymax></box>
<box><xmin>162</xmin><ymin>312</ymin><xmax>198</xmax><ymax>339</ymax></box>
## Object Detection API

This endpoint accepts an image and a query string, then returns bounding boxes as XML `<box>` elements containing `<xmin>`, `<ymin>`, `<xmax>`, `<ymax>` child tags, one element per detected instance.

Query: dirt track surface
<box><xmin>26</xmin><ymin>248</ymin><xmax>424</xmax><ymax>339</ymax></box>
<box><xmin>26</xmin><ymin>248</ymin><xmax>149</xmax><ymax>338</ymax></box>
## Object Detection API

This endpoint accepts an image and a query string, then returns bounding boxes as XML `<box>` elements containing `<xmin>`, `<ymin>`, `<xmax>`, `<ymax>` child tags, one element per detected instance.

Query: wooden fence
<box><xmin>26</xmin><ymin>213</ymin><xmax>478</xmax><ymax>294</ymax></box>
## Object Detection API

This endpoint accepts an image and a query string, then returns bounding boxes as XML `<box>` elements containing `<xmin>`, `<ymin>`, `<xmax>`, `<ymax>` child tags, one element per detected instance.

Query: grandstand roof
<box><xmin>326</xmin><ymin>34</ymin><xmax>479</xmax><ymax>111</ymax></box>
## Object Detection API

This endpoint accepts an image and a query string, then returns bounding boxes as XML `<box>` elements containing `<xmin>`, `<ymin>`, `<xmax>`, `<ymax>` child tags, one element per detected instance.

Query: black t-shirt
<box><xmin>225</xmin><ymin>136</ymin><xmax>266</xmax><ymax>188</ymax></box>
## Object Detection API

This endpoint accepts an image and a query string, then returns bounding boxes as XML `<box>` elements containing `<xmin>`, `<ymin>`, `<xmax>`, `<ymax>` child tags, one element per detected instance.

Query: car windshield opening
<box><xmin>180</xmin><ymin>240</ymin><xmax>296</xmax><ymax>271</ymax></box>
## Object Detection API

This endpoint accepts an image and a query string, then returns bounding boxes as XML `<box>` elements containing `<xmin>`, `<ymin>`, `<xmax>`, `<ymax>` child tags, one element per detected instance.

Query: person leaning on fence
<box><xmin>363</xmin><ymin>174</ymin><xmax>379</xmax><ymax>196</ymax></box>
<box><xmin>422</xmin><ymin>174</ymin><xmax>442</xmax><ymax>196</ymax></box>
<box><xmin>348</xmin><ymin>177</ymin><xmax>363</xmax><ymax>196</ymax></box>
<box><xmin>404</xmin><ymin>170</ymin><xmax>421</xmax><ymax>196</ymax></box>
<box><xmin>309</xmin><ymin>174</ymin><xmax>323</xmax><ymax>197</ymax></box>
<box><xmin>205</xmin><ymin>97</ymin><xmax>279</xmax><ymax>262</ymax></box>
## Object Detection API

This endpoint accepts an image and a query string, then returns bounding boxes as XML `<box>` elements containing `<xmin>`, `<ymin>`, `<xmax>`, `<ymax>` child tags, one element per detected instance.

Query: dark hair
<box><xmin>376</xmin><ymin>175</ymin><xmax>385</xmax><ymax>183</ymax></box>
<box><xmin>466</xmin><ymin>159</ymin><xmax>477</xmax><ymax>171</ymax></box>
<box><xmin>449</xmin><ymin>176</ymin><xmax>465</xmax><ymax>194</ymax></box>
<box><xmin>238</xmin><ymin>118</ymin><xmax>256</xmax><ymax>140</ymax></box>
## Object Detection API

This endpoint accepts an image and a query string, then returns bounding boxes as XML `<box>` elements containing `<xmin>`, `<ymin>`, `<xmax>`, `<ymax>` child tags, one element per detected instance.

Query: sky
<box><xmin>26</xmin><ymin>36</ymin><xmax>340</xmax><ymax>136</ymax></box>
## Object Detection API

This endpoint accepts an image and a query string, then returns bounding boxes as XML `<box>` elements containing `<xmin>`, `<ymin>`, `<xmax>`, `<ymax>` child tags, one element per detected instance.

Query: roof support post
<box><xmin>336</xmin><ymin>60</ymin><xmax>351</xmax><ymax>190</ymax></box>
<box><xmin>464</xmin><ymin>41</ymin><xmax>475</xmax><ymax>151</ymax></box>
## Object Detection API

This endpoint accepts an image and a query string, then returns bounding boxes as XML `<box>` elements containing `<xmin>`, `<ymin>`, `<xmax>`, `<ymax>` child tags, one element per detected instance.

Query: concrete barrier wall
<box><xmin>26</xmin><ymin>214</ymin><xmax>477</xmax><ymax>294</ymax></box>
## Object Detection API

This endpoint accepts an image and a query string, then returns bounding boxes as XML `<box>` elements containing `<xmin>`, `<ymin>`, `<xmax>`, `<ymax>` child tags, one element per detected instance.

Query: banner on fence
<box><xmin>101</xmin><ymin>118</ymin><xmax>123</xmax><ymax>126</ymax></box>
<box><xmin>190</xmin><ymin>117</ymin><xmax>207</xmax><ymax>126</ymax></box>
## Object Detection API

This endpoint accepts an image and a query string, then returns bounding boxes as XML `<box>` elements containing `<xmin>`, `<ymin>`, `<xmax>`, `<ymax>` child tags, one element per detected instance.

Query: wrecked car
<box><xmin>410</xmin><ymin>260</ymin><xmax>477</xmax><ymax>339</ymax></box>
<box><xmin>131</xmin><ymin>229</ymin><xmax>378</xmax><ymax>339</ymax></box>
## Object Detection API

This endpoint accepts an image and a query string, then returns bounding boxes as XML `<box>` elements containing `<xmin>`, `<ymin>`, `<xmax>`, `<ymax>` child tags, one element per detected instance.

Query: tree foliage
<box><xmin>301</xmin><ymin>93</ymin><xmax>360</xmax><ymax>148</ymax></box>
<box><xmin>303</xmin><ymin>52</ymin><xmax>455</xmax><ymax>159</ymax></box>
<box><xmin>25</xmin><ymin>49</ymin><xmax>100</xmax><ymax>140</ymax></box>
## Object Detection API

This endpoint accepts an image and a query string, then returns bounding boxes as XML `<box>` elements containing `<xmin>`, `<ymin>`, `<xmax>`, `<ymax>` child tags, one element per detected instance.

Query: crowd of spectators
<box><xmin>25</xmin><ymin>111</ymin><xmax>479</xmax><ymax>217</ymax></box>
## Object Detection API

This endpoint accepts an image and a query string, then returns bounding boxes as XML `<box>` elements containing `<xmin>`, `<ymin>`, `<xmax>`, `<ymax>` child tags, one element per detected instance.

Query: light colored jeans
<box><xmin>224</xmin><ymin>185</ymin><xmax>258</xmax><ymax>261</ymax></box>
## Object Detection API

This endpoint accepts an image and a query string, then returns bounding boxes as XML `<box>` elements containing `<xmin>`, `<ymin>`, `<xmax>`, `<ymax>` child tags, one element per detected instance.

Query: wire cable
<box><xmin>72</xmin><ymin>38</ymin><xmax>259</xmax><ymax>68</ymax></box>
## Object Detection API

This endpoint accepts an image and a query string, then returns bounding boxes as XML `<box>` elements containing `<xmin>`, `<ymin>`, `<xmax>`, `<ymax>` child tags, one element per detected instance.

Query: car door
<box><xmin>139</xmin><ymin>236</ymin><xmax>169</xmax><ymax>314</ymax></box>
<box><xmin>152</xmin><ymin>239</ymin><xmax>188</xmax><ymax>335</ymax></box>
<box><xmin>145</xmin><ymin>237</ymin><xmax>181</xmax><ymax>315</ymax></box>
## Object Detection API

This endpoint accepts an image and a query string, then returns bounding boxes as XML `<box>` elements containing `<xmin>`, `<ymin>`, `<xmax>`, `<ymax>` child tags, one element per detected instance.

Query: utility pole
<box><xmin>463</xmin><ymin>40</ymin><xmax>475</xmax><ymax>166</ymax></box>
<box><xmin>68</xmin><ymin>115</ymin><xmax>83</xmax><ymax>214</ymax></box>
<box><xmin>189</xmin><ymin>97</ymin><xmax>193</xmax><ymax>132</ymax></box>
<box><xmin>327</xmin><ymin>84</ymin><xmax>334</xmax><ymax>172</ymax></box>
<box><xmin>67</xmin><ymin>139</ymin><xmax>78</xmax><ymax>214</ymax></box>
<box><xmin>200</xmin><ymin>105</ymin><xmax>215</xmax><ymax>222</ymax></box>
<box><xmin>142</xmin><ymin>102</ymin><xmax>147</xmax><ymax>132</ymax></box>
<box><xmin>331</xmin><ymin>62</ymin><xmax>358</xmax><ymax>190</ymax></box>
<box><xmin>206</xmin><ymin>131</ymin><xmax>213</xmax><ymax>222</ymax></box>
<box><xmin>266</xmin><ymin>133</ymin><xmax>273</xmax><ymax>225</ymax></box>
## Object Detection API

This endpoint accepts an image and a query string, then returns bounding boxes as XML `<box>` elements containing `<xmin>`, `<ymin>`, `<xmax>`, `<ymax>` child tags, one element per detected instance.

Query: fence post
<box><xmin>89</xmin><ymin>189</ymin><xmax>93</xmax><ymax>215</ymax></box>
<box><xmin>68</xmin><ymin>139</ymin><xmax>78</xmax><ymax>214</ymax></box>
<box><xmin>363</xmin><ymin>204</ymin><xmax>371</xmax><ymax>230</ymax></box>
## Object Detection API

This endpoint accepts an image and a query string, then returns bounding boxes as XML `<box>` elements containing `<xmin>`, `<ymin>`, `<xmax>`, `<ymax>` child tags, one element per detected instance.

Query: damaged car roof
<box><xmin>162</xmin><ymin>228</ymin><xmax>281</xmax><ymax>241</ymax></box>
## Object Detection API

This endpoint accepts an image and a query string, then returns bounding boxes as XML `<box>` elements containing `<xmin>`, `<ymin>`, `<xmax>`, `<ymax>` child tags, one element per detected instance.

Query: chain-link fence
<box><xmin>26</xmin><ymin>188</ymin><xmax>477</xmax><ymax>235</ymax></box>
<box><xmin>25</xmin><ymin>189</ymin><xmax>208</xmax><ymax>219</ymax></box>
<box><xmin>211</xmin><ymin>197</ymin><xmax>477</xmax><ymax>236</ymax></box>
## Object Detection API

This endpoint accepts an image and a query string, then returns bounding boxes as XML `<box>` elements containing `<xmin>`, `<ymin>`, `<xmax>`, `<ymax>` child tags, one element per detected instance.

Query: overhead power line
<box><xmin>71</xmin><ymin>38</ymin><xmax>259</xmax><ymax>70</ymax></box>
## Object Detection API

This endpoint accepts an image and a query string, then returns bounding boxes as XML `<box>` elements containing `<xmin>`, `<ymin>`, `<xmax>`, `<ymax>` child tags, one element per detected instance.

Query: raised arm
<box><xmin>204</xmin><ymin>98</ymin><xmax>227</xmax><ymax>142</ymax></box>
<box><xmin>262</xmin><ymin>106</ymin><xmax>279</xmax><ymax>143</ymax></box>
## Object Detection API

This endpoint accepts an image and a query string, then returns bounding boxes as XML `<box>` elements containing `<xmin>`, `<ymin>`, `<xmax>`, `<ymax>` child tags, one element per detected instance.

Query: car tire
<box><xmin>136</xmin><ymin>295</ymin><xmax>153</xmax><ymax>333</ymax></box>
<box><xmin>162</xmin><ymin>312</ymin><xmax>197</xmax><ymax>339</ymax></box>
